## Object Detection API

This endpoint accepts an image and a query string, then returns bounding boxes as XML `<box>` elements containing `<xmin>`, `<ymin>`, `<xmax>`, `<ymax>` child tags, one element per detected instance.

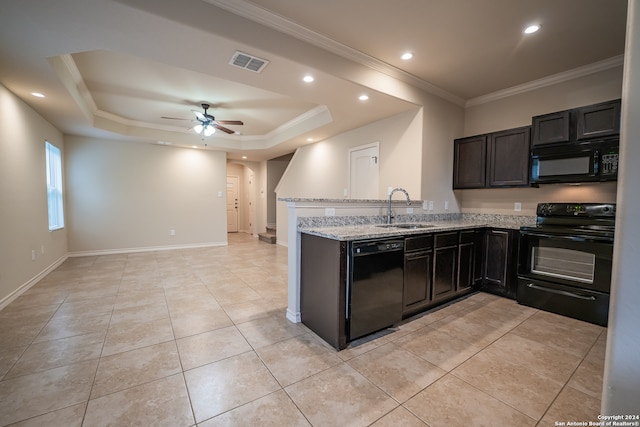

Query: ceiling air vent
<box><xmin>229</xmin><ymin>51</ymin><xmax>269</xmax><ymax>73</ymax></box>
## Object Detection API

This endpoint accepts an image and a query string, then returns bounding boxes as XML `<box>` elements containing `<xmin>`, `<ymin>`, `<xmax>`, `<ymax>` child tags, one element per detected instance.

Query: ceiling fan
<box><xmin>161</xmin><ymin>103</ymin><xmax>243</xmax><ymax>137</ymax></box>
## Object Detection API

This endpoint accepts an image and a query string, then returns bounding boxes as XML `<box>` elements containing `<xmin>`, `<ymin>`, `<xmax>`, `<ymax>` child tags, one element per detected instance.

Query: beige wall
<box><xmin>65</xmin><ymin>136</ymin><xmax>228</xmax><ymax>254</ymax></box>
<box><xmin>457</xmin><ymin>66</ymin><xmax>624</xmax><ymax>214</ymax></box>
<box><xmin>275</xmin><ymin>108</ymin><xmax>428</xmax><ymax>244</ymax></box>
<box><xmin>0</xmin><ymin>84</ymin><xmax>68</xmax><ymax>305</ymax></box>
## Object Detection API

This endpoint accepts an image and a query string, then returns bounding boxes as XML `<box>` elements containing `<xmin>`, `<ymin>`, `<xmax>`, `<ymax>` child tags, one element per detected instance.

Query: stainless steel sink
<box><xmin>376</xmin><ymin>223</ymin><xmax>435</xmax><ymax>229</ymax></box>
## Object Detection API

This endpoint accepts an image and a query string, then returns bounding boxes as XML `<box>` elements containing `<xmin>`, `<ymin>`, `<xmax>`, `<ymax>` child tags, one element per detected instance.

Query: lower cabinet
<box><xmin>403</xmin><ymin>231</ymin><xmax>477</xmax><ymax>317</ymax></box>
<box><xmin>403</xmin><ymin>235</ymin><xmax>433</xmax><ymax>315</ymax></box>
<box><xmin>479</xmin><ymin>228</ymin><xmax>520</xmax><ymax>299</ymax></box>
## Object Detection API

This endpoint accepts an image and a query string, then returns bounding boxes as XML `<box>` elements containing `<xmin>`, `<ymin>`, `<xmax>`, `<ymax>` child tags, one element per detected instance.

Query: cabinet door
<box><xmin>532</xmin><ymin>111</ymin><xmax>570</xmax><ymax>146</ymax></box>
<box><xmin>457</xmin><ymin>242</ymin><xmax>474</xmax><ymax>291</ymax></box>
<box><xmin>484</xmin><ymin>229</ymin><xmax>509</xmax><ymax>287</ymax></box>
<box><xmin>487</xmin><ymin>126</ymin><xmax>531</xmax><ymax>187</ymax></box>
<box><xmin>482</xmin><ymin>229</ymin><xmax>519</xmax><ymax>299</ymax></box>
<box><xmin>403</xmin><ymin>251</ymin><xmax>432</xmax><ymax>314</ymax></box>
<box><xmin>577</xmin><ymin>99</ymin><xmax>621</xmax><ymax>140</ymax></box>
<box><xmin>433</xmin><ymin>233</ymin><xmax>458</xmax><ymax>301</ymax></box>
<box><xmin>453</xmin><ymin>135</ymin><xmax>487</xmax><ymax>189</ymax></box>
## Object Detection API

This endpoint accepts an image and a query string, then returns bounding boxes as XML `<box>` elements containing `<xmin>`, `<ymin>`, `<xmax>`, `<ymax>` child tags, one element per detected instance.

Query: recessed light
<box><xmin>524</xmin><ymin>24</ymin><xmax>540</xmax><ymax>34</ymax></box>
<box><xmin>307</xmin><ymin>138</ymin><xmax>314</xmax><ymax>142</ymax></box>
<box><xmin>401</xmin><ymin>52</ymin><xmax>413</xmax><ymax>60</ymax></box>
<box><xmin>31</xmin><ymin>92</ymin><xmax>45</xmax><ymax>98</ymax></box>
<box><xmin>303</xmin><ymin>75</ymin><xmax>314</xmax><ymax>83</ymax></box>
<box><xmin>359</xmin><ymin>94</ymin><xmax>369</xmax><ymax>101</ymax></box>
<box><xmin>191</xmin><ymin>146</ymin><xmax>198</xmax><ymax>149</ymax></box>
<box><xmin>242</xmin><ymin>156</ymin><xmax>247</xmax><ymax>159</ymax></box>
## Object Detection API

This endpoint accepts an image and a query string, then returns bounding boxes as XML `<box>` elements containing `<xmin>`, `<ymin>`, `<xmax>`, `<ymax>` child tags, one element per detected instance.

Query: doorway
<box><xmin>349</xmin><ymin>142</ymin><xmax>379</xmax><ymax>199</ymax></box>
<box><xmin>226</xmin><ymin>175</ymin><xmax>239</xmax><ymax>233</ymax></box>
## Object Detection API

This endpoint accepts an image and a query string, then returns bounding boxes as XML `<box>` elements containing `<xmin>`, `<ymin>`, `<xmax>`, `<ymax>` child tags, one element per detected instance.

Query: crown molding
<box><xmin>203</xmin><ymin>0</ymin><xmax>465</xmax><ymax>106</ymax></box>
<box><xmin>465</xmin><ymin>55</ymin><xmax>625</xmax><ymax>107</ymax></box>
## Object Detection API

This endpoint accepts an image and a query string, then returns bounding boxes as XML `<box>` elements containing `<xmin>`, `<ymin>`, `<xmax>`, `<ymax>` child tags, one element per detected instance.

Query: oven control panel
<box><xmin>536</xmin><ymin>203</ymin><xmax>616</xmax><ymax>218</ymax></box>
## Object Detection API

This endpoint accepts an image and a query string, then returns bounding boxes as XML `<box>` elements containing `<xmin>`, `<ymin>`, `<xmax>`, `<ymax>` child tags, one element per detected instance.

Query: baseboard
<box><xmin>286</xmin><ymin>308</ymin><xmax>301</xmax><ymax>323</ymax></box>
<box><xmin>276</xmin><ymin>239</ymin><xmax>288</xmax><ymax>247</ymax></box>
<box><xmin>68</xmin><ymin>241</ymin><xmax>228</xmax><ymax>257</ymax></box>
<box><xmin>0</xmin><ymin>254</ymin><xmax>68</xmax><ymax>312</ymax></box>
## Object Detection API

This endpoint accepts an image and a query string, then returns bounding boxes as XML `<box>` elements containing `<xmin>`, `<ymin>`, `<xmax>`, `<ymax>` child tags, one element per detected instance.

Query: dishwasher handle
<box><xmin>352</xmin><ymin>240</ymin><xmax>404</xmax><ymax>256</ymax></box>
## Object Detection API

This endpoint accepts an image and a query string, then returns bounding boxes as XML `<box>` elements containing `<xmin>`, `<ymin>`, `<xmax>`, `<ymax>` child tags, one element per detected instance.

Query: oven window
<box><xmin>535</xmin><ymin>156</ymin><xmax>591</xmax><ymax>177</ymax></box>
<box><xmin>531</xmin><ymin>247</ymin><xmax>595</xmax><ymax>283</ymax></box>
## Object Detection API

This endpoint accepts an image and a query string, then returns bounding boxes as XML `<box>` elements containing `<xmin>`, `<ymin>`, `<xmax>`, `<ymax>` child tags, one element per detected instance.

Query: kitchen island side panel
<box><xmin>300</xmin><ymin>234</ymin><xmax>348</xmax><ymax>349</ymax></box>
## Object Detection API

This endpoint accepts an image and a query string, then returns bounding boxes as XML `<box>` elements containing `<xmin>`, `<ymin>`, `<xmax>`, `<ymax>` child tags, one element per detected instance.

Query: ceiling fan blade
<box><xmin>193</xmin><ymin>111</ymin><xmax>206</xmax><ymax>121</ymax></box>
<box><xmin>216</xmin><ymin>120</ymin><xmax>243</xmax><ymax>125</ymax></box>
<box><xmin>161</xmin><ymin>116</ymin><xmax>190</xmax><ymax>121</ymax></box>
<box><xmin>214</xmin><ymin>124</ymin><xmax>236</xmax><ymax>134</ymax></box>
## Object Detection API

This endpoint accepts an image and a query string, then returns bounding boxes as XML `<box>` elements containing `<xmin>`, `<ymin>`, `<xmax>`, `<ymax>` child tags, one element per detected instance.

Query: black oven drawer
<box><xmin>517</xmin><ymin>277</ymin><xmax>609</xmax><ymax>326</ymax></box>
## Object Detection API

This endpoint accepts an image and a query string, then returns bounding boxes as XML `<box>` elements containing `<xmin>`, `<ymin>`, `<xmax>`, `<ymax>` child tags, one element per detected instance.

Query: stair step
<box><xmin>266</xmin><ymin>225</ymin><xmax>277</xmax><ymax>233</ymax></box>
<box><xmin>258</xmin><ymin>232</ymin><xmax>276</xmax><ymax>244</ymax></box>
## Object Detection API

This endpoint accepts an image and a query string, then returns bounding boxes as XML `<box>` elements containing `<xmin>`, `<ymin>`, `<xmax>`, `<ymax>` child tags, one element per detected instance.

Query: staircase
<box><xmin>258</xmin><ymin>225</ymin><xmax>277</xmax><ymax>244</ymax></box>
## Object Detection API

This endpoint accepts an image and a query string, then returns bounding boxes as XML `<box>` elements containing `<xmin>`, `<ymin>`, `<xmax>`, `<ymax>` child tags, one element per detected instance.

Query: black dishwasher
<box><xmin>348</xmin><ymin>239</ymin><xmax>404</xmax><ymax>341</ymax></box>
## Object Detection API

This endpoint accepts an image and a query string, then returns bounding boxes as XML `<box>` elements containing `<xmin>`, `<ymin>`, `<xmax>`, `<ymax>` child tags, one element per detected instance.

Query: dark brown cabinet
<box><xmin>453</xmin><ymin>135</ymin><xmax>487</xmax><ymax>188</ymax></box>
<box><xmin>487</xmin><ymin>126</ymin><xmax>531</xmax><ymax>187</ymax></box>
<box><xmin>457</xmin><ymin>231</ymin><xmax>476</xmax><ymax>292</ymax></box>
<box><xmin>479</xmin><ymin>229</ymin><xmax>520</xmax><ymax>299</ymax></box>
<box><xmin>577</xmin><ymin>100</ymin><xmax>621</xmax><ymax>140</ymax></box>
<box><xmin>432</xmin><ymin>232</ymin><xmax>458</xmax><ymax>302</ymax></box>
<box><xmin>403</xmin><ymin>235</ymin><xmax>433</xmax><ymax>315</ymax></box>
<box><xmin>453</xmin><ymin>126</ymin><xmax>530</xmax><ymax>189</ymax></box>
<box><xmin>532</xmin><ymin>99</ymin><xmax>621</xmax><ymax>146</ymax></box>
<box><xmin>300</xmin><ymin>234</ymin><xmax>348</xmax><ymax>349</ymax></box>
<box><xmin>532</xmin><ymin>110</ymin><xmax>570</xmax><ymax>146</ymax></box>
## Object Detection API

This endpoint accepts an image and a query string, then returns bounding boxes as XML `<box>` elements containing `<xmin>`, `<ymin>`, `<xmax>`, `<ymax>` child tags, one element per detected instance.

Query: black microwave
<box><xmin>531</xmin><ymin>139</ymin><xmax>619</xmax><ymax>184</ymax></box>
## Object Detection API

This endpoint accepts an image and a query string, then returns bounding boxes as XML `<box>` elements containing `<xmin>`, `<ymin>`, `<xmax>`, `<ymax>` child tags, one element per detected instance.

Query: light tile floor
<box><xmin>0</xmin><ymin>233</ymin><xmax>606</xmax><ymax>426</ymax></box>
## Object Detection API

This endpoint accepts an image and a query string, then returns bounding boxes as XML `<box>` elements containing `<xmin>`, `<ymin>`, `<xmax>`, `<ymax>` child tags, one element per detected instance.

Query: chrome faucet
<box><xmin>387</xmin><ymin>188</ymin><xmax>411</xmax><ymax>224</ymax></box>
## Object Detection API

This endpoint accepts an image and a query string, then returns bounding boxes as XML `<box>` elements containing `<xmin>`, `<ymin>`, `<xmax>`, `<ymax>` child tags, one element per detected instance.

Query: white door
<box><xmin>226</xmin><ymin>176</ymin><xmax>239</xmax><ymax>233</ymax></box>
<box><xmin>349</xmin><ymin>144</ymin><xmax>379</xmax><ymax>199</ymax></box>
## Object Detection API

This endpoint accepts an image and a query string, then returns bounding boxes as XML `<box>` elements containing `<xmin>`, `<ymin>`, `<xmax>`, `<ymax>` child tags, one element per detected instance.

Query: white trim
<box><xmin>68</xmin><ymin>242</ymin><xmax>227</xmax><ymax>257</ymax></box>
<box><xmin>0</xmin><ymin>255</ymin><xmax>68</xmax><ymax>312</ymax></box>
<box><xmin>276</xmin><ymin>240</ymin><xmax>288</xmax><ymax>248</ymax></box>
<box><xmin>466</xmin><ymin>55</ymin><xmax>625</xmax><ymax>107</ymax></box>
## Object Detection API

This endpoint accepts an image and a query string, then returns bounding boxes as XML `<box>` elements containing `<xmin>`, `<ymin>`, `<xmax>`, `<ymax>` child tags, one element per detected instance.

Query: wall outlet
<box><xmin>444</xmin><ymin>200</ymin><xmax>449</xmax><ymax>211</ymax></box>
<box><xmin>422</xmin><ymin>200</ymin><xmax>428</xmax><ymax>210</ymax></box>
<box><xmin>428</xmin><ymin>201</ymin><xmax>434</xmax><ymax>211</ymax></box>
<box><xmin>217</xmin><ymin>191</ymin><xmax>223</xmax><ymax>197</ymax></box>
<box><xmin>170</xmin><ymin>229</ymin><xmax>176</xmax><ymax>236</ymax></box>
<box><xmin>514</xmin><ymin>202</ymin><xmax>522</xmax><ymax>212</ymax></box>
<box><xmin>406</xmin><ymin>207</ymin><xmax>414</xmax><ymax>214</ymax></box>
<box><xmin>31</xmin><ymin>250</ymin><xmax>36</xmax><ymax>261</ymax></box>
<box><xmin>343</xmin><ymin>188</ymin><xmax>348</xmax><ymax>197</ymax></box>
<box><xmin>325</xmin><ymin>207</ymin><xmax>336</xmax><ymax>216</ymax></box>
<box><xmin>41</xmin><ymin>244</ymin><xmax>45</xmax><ymax>255</ymax></box>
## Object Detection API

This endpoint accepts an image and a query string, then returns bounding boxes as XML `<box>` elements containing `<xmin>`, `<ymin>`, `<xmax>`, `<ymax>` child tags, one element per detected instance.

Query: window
<box><xmin>45</xmin><ymin>141</ymin><xmax>64</xmax><ymax>230</ymax></box>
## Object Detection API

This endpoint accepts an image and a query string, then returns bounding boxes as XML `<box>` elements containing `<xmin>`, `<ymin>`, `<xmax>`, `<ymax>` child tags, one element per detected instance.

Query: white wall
<box><xmin>275</xmin><ymin>108</ymin><xmax>426</xmax><ymax>244</ymax></box>
<box><xmin>0</xmin><ymin>84</ymin><xmax>68</xmax><ymax>305</ymax></box>
<box><xmin>65</xmin><ymin>136</ymin><xmax>228</xmax><ymax>254</ymax></box>
<box><xmin>457</xmin><ymin>66</ymin><xmax>623</xmax><ymax>214</ymax></box>
<box><xmin>602</xmin><ymin>0</ymin><xmax>640</xmax><ymax>412</ymax></box>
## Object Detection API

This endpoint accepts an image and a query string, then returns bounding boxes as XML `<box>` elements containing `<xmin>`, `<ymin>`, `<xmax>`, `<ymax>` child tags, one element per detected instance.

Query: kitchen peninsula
<box><xmin>281</xmin><ymin>197</ymin><xmax>535</xmax><ymax>349</ymax></box>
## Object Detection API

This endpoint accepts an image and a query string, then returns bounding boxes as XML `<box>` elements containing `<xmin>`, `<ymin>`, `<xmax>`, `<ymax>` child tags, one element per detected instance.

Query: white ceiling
<box><xmin>0</xmin><ymin>0</ymin><xmax>627</xmax><ymax>161</ymax></box>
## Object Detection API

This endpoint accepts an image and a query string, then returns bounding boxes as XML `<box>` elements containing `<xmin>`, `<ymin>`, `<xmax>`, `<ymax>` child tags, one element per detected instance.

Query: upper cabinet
<box><xmin>576</xmin><ymin>100</ymin><xmax>621</xmax><ymax>141</ymax></box>
<box><xmin>531</xmin><ymin>110</ymin><xmax>570</xmax><ymax>146</ymax></box>
<box><xmin>487</xmin><ymin>126</ymin><xmax>531</xmax><ymax>187</ymax></box>
<box><xmin>453</xmin><ymin>135</ymin><xmax>487</xmax><ymax>188</ymax></box>
<box><xmin>453</xmin><ymin>126</ymin><xmax>530</xmax><ymax>189</ymax></box>
<box><xmin>532</xmin><ymin>99</ymin><xmax>621</xmax><ymax>146</ymax></box>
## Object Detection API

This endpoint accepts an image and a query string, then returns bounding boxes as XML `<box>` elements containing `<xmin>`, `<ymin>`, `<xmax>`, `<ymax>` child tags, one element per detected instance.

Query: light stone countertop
<box><xmin>299</xmin><ymin>217</ymin><xmax>537</xmax><ymax>241</ymax></box>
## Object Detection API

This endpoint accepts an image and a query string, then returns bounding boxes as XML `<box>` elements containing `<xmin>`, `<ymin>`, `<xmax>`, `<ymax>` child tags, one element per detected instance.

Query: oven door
<box><xmin>517</xmin><ymin>230</ymin><xmax>613</xmax><ymax>293</ymax></box>
<box><xmin>517</xmin><ymin>229</ymin><xmax>612</xmax><ymax>326</ymax></box>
